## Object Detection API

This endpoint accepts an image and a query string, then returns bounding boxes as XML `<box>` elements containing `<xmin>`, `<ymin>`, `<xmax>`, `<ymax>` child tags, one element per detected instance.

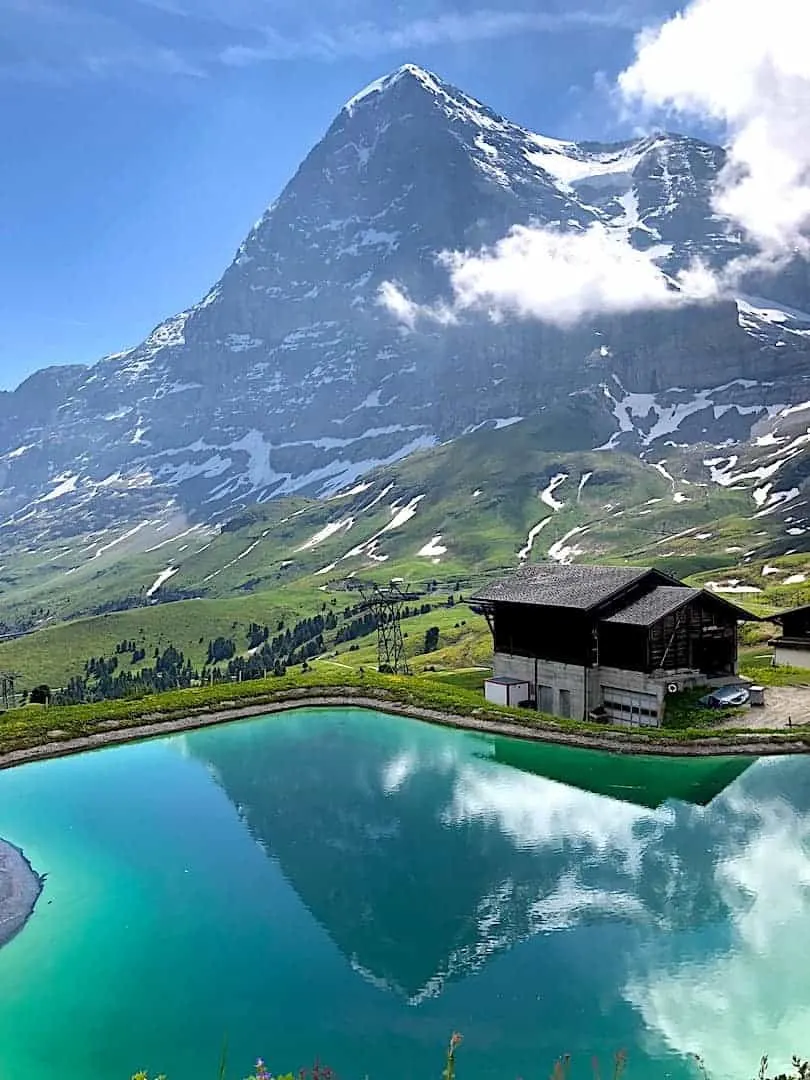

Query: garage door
<box><xmin>602</xmin><ymin>687</ymin><xmax>659</xmax><ymax>727</ymax></box>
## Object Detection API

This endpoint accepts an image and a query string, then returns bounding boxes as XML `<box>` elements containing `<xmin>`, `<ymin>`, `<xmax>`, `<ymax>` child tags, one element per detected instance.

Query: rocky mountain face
<box><xmin>1</xmin><ymin>64</ymin><xmax>809</xmax><ymax>548</ymax></box>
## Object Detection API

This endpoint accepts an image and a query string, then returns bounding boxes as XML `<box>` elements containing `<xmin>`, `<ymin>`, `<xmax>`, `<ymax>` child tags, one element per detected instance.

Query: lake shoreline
<box><xmin>0</xmin><ymin>839</ymin><xmax>44</xmax><ymax>949</ymax></box>
<box><xmin>0</xmin><ymin>690</ymin><xmax>808</xmax><ymax>771</ymax></box>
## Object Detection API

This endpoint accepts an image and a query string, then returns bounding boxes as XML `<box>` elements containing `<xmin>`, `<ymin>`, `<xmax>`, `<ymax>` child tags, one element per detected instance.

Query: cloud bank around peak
<box><xmin>381</xmin><ymin>0</ymin><xmax>810</xmax><ymax>329</ymax></box>
<box><xmin>619</xmin><ymin>0</ymin><xmax>810</xmax><ymax>258</ymax></box>
<box><xmin>380</xmin><ymin>224</ymin><xmax>718</xmax><ymax>329</ymax></box>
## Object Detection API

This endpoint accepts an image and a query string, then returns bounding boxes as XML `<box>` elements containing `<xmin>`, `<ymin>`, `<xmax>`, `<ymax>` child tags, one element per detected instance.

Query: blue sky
<box><xmin>0</xmin><ymin>0</ymin><xmax>683</xmax><ymax>390</ymax></box>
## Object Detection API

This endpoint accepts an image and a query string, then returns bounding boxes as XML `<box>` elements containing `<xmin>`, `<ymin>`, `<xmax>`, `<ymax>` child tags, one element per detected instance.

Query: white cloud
<box><xmin>382</xmin><ymin>0</ymin><xmax>810</xmax><ymax>330</ymax></box>
<box><xmin>619</xmin><ymin>0</ymin><xmax>810</xmax><ymax>257</ymax></box>
<box><xmin>380</xmin><ymin>223</ymin><xmax>718</xmax><ymax>328</ymax></box>
<box><xmin>220</xmin><ymin>8</ymin><xmax>640</xmax><ymax>66</ymax></box>
<box><xmin>624</xmin><ymin>784</ymin><xmax>810</xmax><ymax>1080</ymax></box>
<box><xmin>377</xmin><ymin>281</ymin><xmax>422</xmax><ymax>329</ymax></box>
<box><xmin>444</xmin><ymin>762</ymin><xmax>674</xmax><ymax>873</ymax></box>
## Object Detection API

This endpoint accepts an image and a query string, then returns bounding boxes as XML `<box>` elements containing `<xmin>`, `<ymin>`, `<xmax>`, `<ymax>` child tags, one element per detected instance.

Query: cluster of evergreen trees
<box><xmin>52</xmin><ymin>612</ymin><xmax>338</xmax><ymax>705</ymax></box>
<box><xmin>46</xmin><ymin>591</ymin><xmax>461</xmax><ymax>707</ymax></box>
<box><xmin>333</xmin><ymin>602</ymin><xmax>434</xmax><ymax>646</ymax></box>
<box><xmin>113</xmin><ymin>639</ymin><xmax>147</xmax><ymax>662</ymax></box>
<box><xmin>224</xmin><ymin>614</ymin><xmax>329</xmax><ymax>681</ymax></box>
<box><xmin>56</xmin><ymin>643</ymin><xmax>197</xmax><ymax>705</ymax></box>
<box><xmin>207</xmin><ymin>637</ymin><xmax>236</xmax><ymax>664</ymax></box>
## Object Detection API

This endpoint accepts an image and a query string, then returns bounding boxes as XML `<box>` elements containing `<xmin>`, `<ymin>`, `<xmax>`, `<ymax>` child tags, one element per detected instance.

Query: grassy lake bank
<box><xmin>2</xmin><ymin>670</ymin><xmax>809</xmax><ymax>770</ymax></box>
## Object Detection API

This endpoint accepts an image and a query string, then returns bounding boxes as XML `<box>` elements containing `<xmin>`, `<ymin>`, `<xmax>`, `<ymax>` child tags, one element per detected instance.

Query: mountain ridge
<box><xmin>1</xmin><ymin>63</ymin><xmax>809</xmax><ymax>559</ymax></box>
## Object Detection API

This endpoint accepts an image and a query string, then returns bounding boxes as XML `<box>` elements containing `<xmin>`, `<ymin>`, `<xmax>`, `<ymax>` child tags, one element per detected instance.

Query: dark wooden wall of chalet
<box><xmin>781</xmin><ymin>609</ymin><xmax>810</xmax><ymax>639</ymax></box>
<box><xmin>598</xmin><ymin>623</ymin><xmax>649</xmax><ymax>672</ymax></box>
<box><xmin>493</xmin><ymin>603</ymin><xmax>593</xmax><ymax>665</ymax></box>
<box><xmin>647</xmin><ymin>599</ymin><xmax>737</xmax><ymax>673</ymax></box>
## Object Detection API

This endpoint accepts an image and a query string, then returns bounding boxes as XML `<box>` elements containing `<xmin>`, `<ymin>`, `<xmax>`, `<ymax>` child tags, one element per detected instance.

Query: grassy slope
<box><xmin>0</xmin><ymin>410</ymin><xmax>802</xmax><ymax>694</ymax></box>
<box><xmin>316</xmin><ymin>603</ymin><xmax>492</xmax><ymax>676</ymax></box>
<box><xmin>0</xmin><ymin>591</ymin><xmax>315</xmax><ymax>688</ymax></box>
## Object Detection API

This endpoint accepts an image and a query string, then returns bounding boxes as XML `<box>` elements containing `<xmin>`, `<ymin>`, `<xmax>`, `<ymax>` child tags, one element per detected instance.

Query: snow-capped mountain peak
<box><xmin>343</xmin><ymin>63</ymin><xmax>444</xmax><ymax>114</ymax></box>
<box><xmin>1</xmin><ymin>66</ymin><xmax>808</xmax><ymax>550</ymax></box>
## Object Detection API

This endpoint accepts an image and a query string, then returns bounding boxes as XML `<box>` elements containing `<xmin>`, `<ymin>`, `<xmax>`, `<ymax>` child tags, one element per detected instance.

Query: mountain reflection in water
<box><xmin>1</xmin><ymin>704</ymin><xmax>805</xmax><ymax>1080</ymax></box>
<box><xmin>183</xmin><ymin>708</ymin><xmax>810</xmax><ymax>1076</ymax></box>
<box><xmin>184</xmin><ymin>708</ymin><xmax>805</xmax><ymax>1039</ymax></box>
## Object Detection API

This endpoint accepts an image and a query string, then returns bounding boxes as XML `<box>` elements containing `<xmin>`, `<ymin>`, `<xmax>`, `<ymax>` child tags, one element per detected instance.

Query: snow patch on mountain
<box><xmin>597</xmin><ymin>379</ymin><xmax>775</xmax><ymax>450</ymax></box>
<box><xmin>298</xmin><ymin>518</ymin><xmax>354</xmax><ymax>551</ymax></box>
<box><xmin>40</xmin><ymin>474</ymin><xmax>79</xmax><ymax>502</ymax></box>
<box><xmin>385</xmin><ymin>495</ymin><xmax>425</xmax><ymax>532</ymax></box>
<box><xmin>343</xmin><ymin>64</ymin><xmax>437</xmax><ymax>114</ymax></box>
<box><xmin>338</xmin><ymin>494</ymin><xmax>425</xmax><ymax>564</ymax></box>
<box><xmin>706</xmin><ymin>580</ymin><xmax>762</xmax><ymax>594</ymax></box>
<box><xmin>525</xmin><ymin>137</ymin><xmax>649</xmax><ymax>192</ymax></box>
<box><xmin>92</xmin><ymin>520</ymin><xmax>155</xmax><ymax>561</ymax></box>
<box><xmin>540</xmin><ymin>474</ymin><xmax>568</xmax><ymax>511</ymax></box>
<box><xmin>549</xmin><ymin>526</ymin><xmax>589</xmax><ymax>564</ymax></box>
<box><xmin>518</xmin><ymin>517</ymin><xmax>552</xmax><ymax>561</ymax></box>
<box><xmin>576</xmin><ymin>472</ymin><xmax>593</xmax><ymax>501</ymax></box>
<box><xmin>329</xmin><ymin>481</ymin><xmax>373</xmax><ymax>500</ymax></box>
<box><xmin>145</xmin><ymin>525</ymin><xmax>206</xmax><ymax>553</ymax></box>
<box><xmin>146</xmin><ymin>566</ymin><xmax>179</xmax><ymax>597</ymax></box>
<box><xmin>417</xmin><ymin>535</ymin><xmax>447</xmax><ymax>557</ymax></box>
<box><xmin>5</xmin><ymin>444</ymin><xmax>34</xmax><ymax>459</ymax></box>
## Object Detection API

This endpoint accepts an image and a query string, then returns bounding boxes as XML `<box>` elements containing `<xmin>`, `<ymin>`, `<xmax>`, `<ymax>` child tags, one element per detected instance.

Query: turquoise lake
<box><xmin>1</xmin><ymin>707</ymin><xmax>809</xmax><ymax>1080</ymax></box>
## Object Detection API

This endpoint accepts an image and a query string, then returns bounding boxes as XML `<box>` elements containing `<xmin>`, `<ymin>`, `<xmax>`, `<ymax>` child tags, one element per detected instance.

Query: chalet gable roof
<box><xmin>771</xmin><ymin>602</ymin><xmax>810</xmax><ymax>623</ymax></box>
<box><xmin>471</xmin><ymin>565</ymin><xmax>760</xmax><ymax>623</ymax></box>
<box><xmin>602</xmin><ymin>586</ymin><xmax>699</xmax><ymax>627</ymax></box>
<box><xmin>604</xmin><ymin>586</ymin><xmax>759</xmax><ymax>627</ymax></box>
<box><xmin>471</xmin><ymin>564</ymin><xmax>657</xmax><ymax>611</ymax></box>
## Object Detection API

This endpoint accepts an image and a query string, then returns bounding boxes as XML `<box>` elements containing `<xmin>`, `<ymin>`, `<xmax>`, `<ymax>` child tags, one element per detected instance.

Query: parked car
<box><xmin>698</xmin><ymin>685</ymin><xmax>750</xmax><ymax>709</ymax></box>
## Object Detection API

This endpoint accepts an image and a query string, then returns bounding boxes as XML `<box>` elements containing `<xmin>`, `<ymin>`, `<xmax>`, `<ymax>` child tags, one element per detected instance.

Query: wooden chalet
<box><xmin>770</xmin><ymin>603</ymin><xmax>810</xmax><ymax>668</ymax></box>
<box><xmin>471</xmin><ymin>565</ymin><xmax>758</xmax><ymax>726</ymax></box>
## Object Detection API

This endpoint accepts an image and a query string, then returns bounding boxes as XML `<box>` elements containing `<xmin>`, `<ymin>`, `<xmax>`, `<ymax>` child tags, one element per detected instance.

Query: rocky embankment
<box><xmin>0</xmin><ymin>839</ymin><xmax>43</xmax><ymax>949</ymax></box>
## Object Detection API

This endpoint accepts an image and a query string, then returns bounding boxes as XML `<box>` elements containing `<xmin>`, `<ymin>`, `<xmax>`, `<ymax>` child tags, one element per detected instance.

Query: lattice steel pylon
<box><xmin>355</xmin><ymin>580</ymin><xmax>419</xmax><ymax>675</ymax></box>
<box><xmin>0</xmin><ymin>671</ymin><xmax>20</xmax><ymax>710</ymax></box>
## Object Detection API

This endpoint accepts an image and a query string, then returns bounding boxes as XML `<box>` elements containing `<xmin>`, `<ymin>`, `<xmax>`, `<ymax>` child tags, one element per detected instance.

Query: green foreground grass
<box><xmin>3</xmin><ymin>667</ymin><xmax>810</xmax><ymax>763</ymax></box>
<box><xmin>130</xmin><ymin>1040</ymin><xmax>810</xmax><ymax>1080</ymax></box>
<box><xmin>662</xmin><ymin>687</ymin><xmax>743</xmax><ymax>730</ymax></box>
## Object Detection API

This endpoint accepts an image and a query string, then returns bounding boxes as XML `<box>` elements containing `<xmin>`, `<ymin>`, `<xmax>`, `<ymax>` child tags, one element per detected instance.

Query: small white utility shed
<box><xmin>485</xmin><ymin>676</ymin><xmax>530</xmax><ymax>708</ymax></box>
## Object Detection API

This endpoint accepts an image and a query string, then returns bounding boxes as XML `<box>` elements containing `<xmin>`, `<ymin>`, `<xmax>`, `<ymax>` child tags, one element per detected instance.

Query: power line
<box><xmin>330</xmin><ymin>566</ymin><xmax>513</xmax><ymax>596</ymax></box>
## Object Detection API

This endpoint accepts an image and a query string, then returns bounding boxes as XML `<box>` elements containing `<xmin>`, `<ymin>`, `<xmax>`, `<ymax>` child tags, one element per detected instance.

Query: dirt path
<box><xmin>717</xmin><ymin>686</ymin><xmax>810</xmax><ymax>730</ymax></box>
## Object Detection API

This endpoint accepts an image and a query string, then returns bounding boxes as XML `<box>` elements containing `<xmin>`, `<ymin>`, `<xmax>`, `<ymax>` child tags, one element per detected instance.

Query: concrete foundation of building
<box><xmin>491</xmin><ymin>652</ymin><xmax>748</xmax><ymax>727</ymax></box>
